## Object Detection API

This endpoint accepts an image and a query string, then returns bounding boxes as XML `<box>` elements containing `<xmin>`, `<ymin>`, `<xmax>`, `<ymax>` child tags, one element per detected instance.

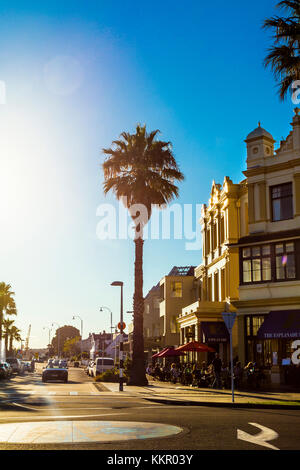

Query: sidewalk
<box><xmin>97</xmin><ymin>378</ymin><xmax>300</xmax><ymax>409</ymax></box>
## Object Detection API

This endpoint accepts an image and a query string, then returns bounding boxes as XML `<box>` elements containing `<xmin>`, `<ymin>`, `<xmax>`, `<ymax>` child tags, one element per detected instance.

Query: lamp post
<box><xmin>43</xmin><ymin>327</ymin><xmax>52</xmax><ymax>355</ymax></box>
<box><xmin>72</xmin><ymin>315</ymin><xmax>83</xmax><ymax>361</ymax></box>
<box><xmin>111</xmin><ymin>281</ymin><xmax>124</xmax><ymax>392</ymax></box>
<box><xmin>99</xmin><ymin>307</ymin><xmax>113</xmax><ymax>335</ymax></box>
<box><xmin>52</xmin><ymin>322</ymin><xmax>60</xmax><ymax>358</ymax></box>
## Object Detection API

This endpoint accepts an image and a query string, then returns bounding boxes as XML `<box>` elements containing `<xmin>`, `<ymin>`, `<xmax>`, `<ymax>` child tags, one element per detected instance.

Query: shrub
<box><xmin>94</xmin><ymin>367</ymin><xmax>119</xmax><ymax>383</ymax></box>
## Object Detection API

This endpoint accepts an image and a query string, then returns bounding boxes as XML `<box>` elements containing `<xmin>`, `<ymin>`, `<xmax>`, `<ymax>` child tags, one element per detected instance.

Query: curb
<box><xmin>143</xmin><ymin>397</ymin><xmax>300</xmax><ymax>409</ymax></box>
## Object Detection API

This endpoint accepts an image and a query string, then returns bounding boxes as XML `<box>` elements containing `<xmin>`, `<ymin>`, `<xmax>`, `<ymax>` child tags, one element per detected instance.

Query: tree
<box><xmin>263</xmin><ymin>0</ymin><xmax>300</xmax><ymax>100</ymax></box>
<box><xmin>0</xmin><ymin>282</ymin><xmax>17</xmax><ymax>347</ymax></box>
<box><xmin>8</xmin><ymin>325</ymin><xmax>21</xmax><ymax>355</ymax></box>
<box><xmin>51</xmin><ymin>325</ymin><xmax>80</xmax><ymax>357</ymax></box>
<box><xmin>63</xmin><ymin>336</ymin><xmax>81</xmax><ymax>358</ymax></box>
<box><xmin>3</xmin><ymin>318</ymin><xmax>14</xmax><ymax>356</ymax></box>
<box><xmin>102</xmin><ymin>124</ymin><xmax>184</xmax><ymax>385</ymax></box>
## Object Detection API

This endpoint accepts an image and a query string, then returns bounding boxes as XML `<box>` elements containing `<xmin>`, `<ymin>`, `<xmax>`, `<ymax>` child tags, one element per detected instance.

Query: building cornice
<box><xmin>231</xmin><ymin>296</ymin><xmax>300</xmax><ymax>309</ymax></box>
<box><xmin>243</xmin><ymin>158</ymin><xmax>300</xmax><ymax>178</ymax></box>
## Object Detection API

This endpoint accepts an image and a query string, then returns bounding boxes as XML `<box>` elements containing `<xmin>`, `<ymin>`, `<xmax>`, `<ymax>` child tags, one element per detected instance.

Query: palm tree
<box><xmin>0</xmin><ymin>282</ymin><xmax>17</xmax><ymax>346</ymax></box>
<box><xmin>263</xmin><ymin>0</ymin><xmax>300</xmax><ymax>100</ymax></box>
<box><xmin>102</xmin><ymin>124</ymin><xmax>184</xmax><ymax>385</ymax></box>
<box><xmin>3</xmin><ymin>318</ymin><xmax>14</xmax><ymax>356</ymax></box>
<box><xmin>8</xmin><ymin>326</ymin><xmax>21</xmax><ymax>355</ymax></box>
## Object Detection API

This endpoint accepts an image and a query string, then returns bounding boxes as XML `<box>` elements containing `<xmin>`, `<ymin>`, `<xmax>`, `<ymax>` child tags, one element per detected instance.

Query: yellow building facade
<box><xmin>232</xmin><ymin>111</ymin><xmax>300</xmax><ymax>387</ymax></box>
<box><xmin>178</xmin><ymin>177</ymin><xmax>248</xmax><ymax>364</ymax></box>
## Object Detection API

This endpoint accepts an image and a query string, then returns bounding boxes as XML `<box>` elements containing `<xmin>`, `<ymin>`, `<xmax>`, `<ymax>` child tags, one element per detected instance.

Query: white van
<box><xmin>92</xmin><ymin>357</ymin><xmax>114</xmax><ymax>377</ymax></box>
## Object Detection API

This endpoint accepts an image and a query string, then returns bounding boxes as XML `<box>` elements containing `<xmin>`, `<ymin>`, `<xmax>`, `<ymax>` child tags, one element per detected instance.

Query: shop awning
<box><xmin>201</xmin><ymin>322</ymin><xmax>229</xmax><ymax>343</ymax></box>
<box><xmin>257</xmin><ymin>310</ymin><xmax>300</xmax><ymax>340</ymax></box>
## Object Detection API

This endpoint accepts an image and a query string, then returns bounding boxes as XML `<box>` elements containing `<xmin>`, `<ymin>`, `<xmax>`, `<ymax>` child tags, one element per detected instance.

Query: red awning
<box><xmin>152</xmin><ymin>347</ymin><xmax>168</xmax><ymax>358</ymax></box>
<box><xmin>157</xmin><ymin>347</ymin><xmax>186</xmax><ymax>358</ymax></box>
<box><xmin>175</xmin><ymin>341</ymin><xmax>215</xmax><ymax>353</ymax></box>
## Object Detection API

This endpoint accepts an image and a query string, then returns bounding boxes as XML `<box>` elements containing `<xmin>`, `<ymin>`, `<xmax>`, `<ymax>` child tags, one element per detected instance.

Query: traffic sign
<box><xmin>118</xmin><ymin>322</ymin><xmax>126</xmax><ymax>331</ymax></box>
<box><xmin>222</xmin><ymin>312</ymin><xmax>236</xmax><ymax>331</ymax></box>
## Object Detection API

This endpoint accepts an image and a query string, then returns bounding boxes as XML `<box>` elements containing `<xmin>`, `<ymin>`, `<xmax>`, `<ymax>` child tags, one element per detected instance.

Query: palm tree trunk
<box><xmin>128</xmin><ymin>236</ymin><xmax>148</xmax><ymax>386</ymax></box>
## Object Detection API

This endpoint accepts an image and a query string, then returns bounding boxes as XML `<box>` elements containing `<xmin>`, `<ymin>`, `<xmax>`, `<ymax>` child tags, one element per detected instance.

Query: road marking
<box><xmin>69</xmin><ymin>392</ymin><xmax>78</xmax><ymax>396</ymax></box>
<box><xmin>0</xmin><ymin>413</ymin><xmax>126</xmax><ymax>421</ymax></box>
<box><xmin>237</xmin><ymin>422</ymin><xmax>279</xmax><ymax>450</ymax></box>
<box><xmin>48</xmin><ymin>392</ymin><xmax>56</xmax><ymax>395</ymax></box>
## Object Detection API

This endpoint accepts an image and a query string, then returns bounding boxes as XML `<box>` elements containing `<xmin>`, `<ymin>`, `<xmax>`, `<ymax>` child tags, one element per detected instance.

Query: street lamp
<box><xmin>72</xmin><ymin>315</ymin><xmax>83</xmax><ymax>361</ymax></box>
<box><xmin>111</xmin><ymin>281</ymin><xmax>124</xmax><ymax>392</ymax></box>
<box><xmin>43</xmin><ymin>326</ymin><xmax>52</xmax><ymax>352</ymax></box>
<box><xmin>99</xmin><ymin>306</ymin><xmax>113</xmax><ymax>335</ymax></box>
<box><xmin>52</xmin><ymin>322</ymin><xmax>60</xmax><ymax>358</ymax></box>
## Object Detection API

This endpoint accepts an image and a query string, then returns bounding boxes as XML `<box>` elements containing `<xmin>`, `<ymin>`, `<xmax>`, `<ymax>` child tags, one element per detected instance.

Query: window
<box><xmin>170</xmin><ymin>316</ymin><xmax>179</xmax><ymax>333</ymax></box>
<box><xmin>145</xmin><ymin>304</ymin><xmax>150</xmax><ymax>314</ymax></box>
<box><xmin>220</xmin><ymin>217</ymin><xmax>225</xmax><ymax>245</ymax></box>
<box><xmin>170</xmin><ymin>281</ymin><xmax>182</xmax><ymax>297</ymax></box>
<box><xmin>275</xmin><ymin>242</ymin><xmax>296</xmax><ymax>280</ymax></box>
<box><xmin>212</xmin><ymin>223</ymin><xmax>217</xmax><ymax>251</ymax></box>
<box><xmin>242</xmin><ymin>245</ymin><xmax>271</xmax><ymax>283</ymax></box>
<box><xmin>271</xmin><ymin>183</ymin><xmax>293</xmax><ymax>221</ymax></box>
<box><xmin>206</xmin><ymin>228</ymin><xmax>211</xmax><ymax>254</ymax></box>
<box><xmin>207</xmin><ymin>276</ymin><xmax>212</xmax><ymax>301</ymax></box>
<box><xmin>214</xmin><ymin>271</ymin><xmax>219</xmax><ymax>301</ymax></box>
<box><xmin>241</xmin><ymin>241</ymin><xmax>297</xmax><ymax>284</ymax></box>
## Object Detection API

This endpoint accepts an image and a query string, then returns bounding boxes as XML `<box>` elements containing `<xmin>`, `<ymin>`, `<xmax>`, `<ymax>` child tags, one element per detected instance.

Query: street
<box><xmin>0</xmin><ymin>363</ymin><xmax>299</xmax><ymax>451</ymax></box>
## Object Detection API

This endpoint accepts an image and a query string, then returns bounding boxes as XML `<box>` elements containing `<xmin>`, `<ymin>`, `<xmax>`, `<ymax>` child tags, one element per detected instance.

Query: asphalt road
<box><xmin>0</xmin><ymin>363</ymin><xmax>299</xmax><ymax>452</ymax></box>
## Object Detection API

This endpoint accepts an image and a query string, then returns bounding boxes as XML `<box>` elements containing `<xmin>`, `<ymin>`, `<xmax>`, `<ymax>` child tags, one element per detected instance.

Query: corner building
<box><xmin>231</xmin><ymin>111</ymin><xmax>300</xmax><ymax>387</ymax></box>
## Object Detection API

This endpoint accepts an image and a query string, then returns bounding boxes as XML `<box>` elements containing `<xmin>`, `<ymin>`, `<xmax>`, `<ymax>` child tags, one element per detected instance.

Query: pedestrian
<box><xmin>192</xmin><ymin>363</ymin><xmax>202</xmax><ymax>387</ymax></box>
<box><xmin>30</xmin><ymin>358</ymin><xmax>35</xmax><ymax>373</ymax></box>
<box><xmin>212</xmin><ymin>353</ymin><xmax>222</xmax><ymax>389</ymax></box>
<box><xmin>183</xmin><ymin>363</ymin><xmax>193</xmax><ymax>386</ymax></box>
<box><xmin>154</xmin><ymin>363</ymin><xmax>161</xmax><ymax>381</ymax></box>
<box><xmin>199</xmin><ymin>361</ymin><xmax>208</xmax><ymax>388</ymax></box>
<box><xmin>146</xmin><ymin>364</ymin><xmax>153</xmax><ymax>376</ymax></box>
<box><xmin>221</xmin><ymin>362</ymin><xmax>230</xmax><ymax>389</ymax></box>
<box><xmin>244</xmin><ymin>362</ymin><xmax>255</xmax><ymax>388</ymax></box>
<box><xmin>233</xmin><ymin>361</ymin><xmax>243</xmax><ymax>389</ymax></box>
<box><xmin>170</xmin><ymin>363</ymin><xmax>179</xmax><ymax>384</ymax></box>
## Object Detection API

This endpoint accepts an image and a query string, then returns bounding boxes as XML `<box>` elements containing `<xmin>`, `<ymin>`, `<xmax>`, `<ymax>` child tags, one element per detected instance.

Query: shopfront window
<box><xmin>245</xmin><ymin>315</ymin><xmax>272</xmax><ymax>367</ymax></box>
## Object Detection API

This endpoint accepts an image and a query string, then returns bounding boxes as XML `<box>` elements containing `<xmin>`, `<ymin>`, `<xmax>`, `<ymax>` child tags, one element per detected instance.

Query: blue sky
<box><xmin>0</xmin><ymin>0</ymin><xmax>294</xmax><ymax>348</ymax></box>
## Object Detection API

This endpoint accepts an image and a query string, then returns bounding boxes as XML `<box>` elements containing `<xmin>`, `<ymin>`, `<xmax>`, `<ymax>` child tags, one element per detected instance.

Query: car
<box><xmin>0</xmin><ymin>363</ymin><xmax>8</xmax><ymax>379</ymax></box>
<box><xmin>58</xmin><ymin>360</ymin><xmax>68</xmax><ymax>369</ymax></box>
<box><xmin>21</xmin><ymin>361</ymin><xmax>31</xmax><ymax>372</ymax></box>
<box><xmin>6</xmin><ymin>358</ymin><xmax>24</xmax><ymax>374</ymax></box>
<box><xmin>2</xmin><ymin>362</ymin><xmax>13</xmax><ymax>378</ymax></box>
<box><xmin>92</xmin><ymin>357</ymin><xmax>114</xmax><ymax>377</ymax></box>
<box><xmin>42</xmin><ymin>364</ymin><xmax>68</xmax><ymax>383</ymax></box>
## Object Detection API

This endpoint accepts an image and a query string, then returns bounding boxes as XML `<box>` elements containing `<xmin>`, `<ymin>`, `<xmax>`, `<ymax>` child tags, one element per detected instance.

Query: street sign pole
<box><xmin>119</xmin><ymin>284</ymin><xmax>124</xmax><ymax>392</ymax></box>
<box><xmin>222</xmin><ymin>312</ymin><xmax>236</xmax><ymax>404</ymax></box>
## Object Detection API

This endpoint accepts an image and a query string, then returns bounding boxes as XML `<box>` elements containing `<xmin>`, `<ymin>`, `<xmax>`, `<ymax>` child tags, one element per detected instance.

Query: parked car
<box><xmin>0</xmin><ymin>363</ymin><xmax>8</xmax><ymax>379</ymax></box>
<box><xmin>42</xmin><ymin>364</ymin><xmax>68</xmax><ymax>383</ymax></box>
<box><xmin>6</xmin><ymin>358</ymin><xmax>24</xmax><ymax>374</ymax></box>
<box><xmin>92</xmin><ymin>357</ymin><xmax>114</xmax><ymax>377</ymax></box>
<box><xmin>59</xmin><ymin>360</ymin><xmax>68</xmax><ymax>369</ymax></box>
<box><xmin>21</xmin><ymin>361</ymin><xmax>31</xmax><ymax>372</ymax></box>
<box><xmin>2</xmin><ymin>362</ymin><xmax>13</xmax><ymax>378</ymax></box>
